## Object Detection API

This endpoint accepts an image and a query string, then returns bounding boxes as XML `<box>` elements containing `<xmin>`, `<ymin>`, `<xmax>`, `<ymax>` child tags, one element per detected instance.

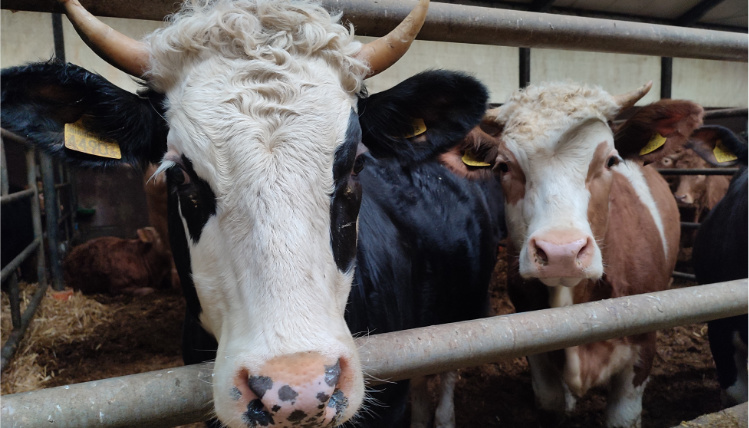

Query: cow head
<box><xmin>1</xmin><ymin>0</ymin><xmax>433</xmax><ymax>426</ymax></box>
<box><xmin>479</xmin><ymin>83</ymin><xmax>703</xmax><ymax>292</ymax></box>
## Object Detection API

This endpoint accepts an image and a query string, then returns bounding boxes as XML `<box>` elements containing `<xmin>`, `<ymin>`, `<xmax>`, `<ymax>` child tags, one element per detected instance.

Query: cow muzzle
<box><xmin>227</xmin><ymin>352</ymin><xmax>357</xmax><ymax>428</ymax></box>
<box><xmin>522</xmin><ymin>229</ymin><xmax>600</xmax><ymax>287</ymax></box>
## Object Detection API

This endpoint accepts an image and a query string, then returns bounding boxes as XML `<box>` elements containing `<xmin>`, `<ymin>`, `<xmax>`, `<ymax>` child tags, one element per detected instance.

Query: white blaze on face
<box><xmin>158</xmin><ymin>54</ymin><xmax>365</xmax><ymax>427</ymax></box>
<box><xmin>493</xmin><ymin>83</ymin><xmax>624</xmax><ymax>289</ymax></box>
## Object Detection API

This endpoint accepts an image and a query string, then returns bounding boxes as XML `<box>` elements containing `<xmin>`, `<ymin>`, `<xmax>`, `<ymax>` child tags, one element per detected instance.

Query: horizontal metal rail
<box><xmin>1</xmin><ymin>0</ymin><xmax>746</xmax><ymax>61</ymax></box>
<box><xmin>0</xmin><ymin>187</ymin><xmax>34</xmax><ymax>205</ymax></box>
<box><xmin>1</xmin><ymin>279</ymin><xmax>746</xmax><ymax>428</ymax></box>
<box><xmin>704</xmin><ymin>108</ymin><xmax>748</xmax><ymax>119</ymax></box>
<box><xmin>0</xmin><ymin>238</ymin><xmax>41</xmax><ymax>283</ymax></box>
<box><xmin>657</xmin><ymin>168</ymin><xmax>741</xmax><ymax>175</ymax></box>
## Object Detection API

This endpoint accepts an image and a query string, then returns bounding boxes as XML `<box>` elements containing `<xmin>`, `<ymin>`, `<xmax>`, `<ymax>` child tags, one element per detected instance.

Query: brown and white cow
<box><xmin>478</xmin><ymin>83</ymin><xmax>695</xmax><ymax>427</ymax></box>
<box><xmin>1</xmin><ymin>0</ymin><xmax>433</xmax><ymax>426</ymax></box>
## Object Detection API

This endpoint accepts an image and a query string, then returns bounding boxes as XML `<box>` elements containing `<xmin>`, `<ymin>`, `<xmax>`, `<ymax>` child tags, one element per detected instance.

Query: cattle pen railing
<box><xmin>1</xmin><ymin>1</ymin><xmax>747</xmax><ymax>427</ymax></box>
<box><xmin>1</xmin><ymin>280</ymin><xmax>746</xmax><ymax>427</ymax></box>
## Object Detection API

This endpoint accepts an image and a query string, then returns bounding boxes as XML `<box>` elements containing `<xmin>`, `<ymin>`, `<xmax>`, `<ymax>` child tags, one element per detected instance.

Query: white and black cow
<box><xmin>474</xmin><ymin>83</ymin><xmax>696</xmax><ymax>427</ymax></box>
<box><xmin>1</xmin><ymin>1</ymin><xmax>504</xmax><ymax>427</ymax></box>
<box><xmin>690</xmin><ymin>126</ymin><xmax>748</xmax><ymax>407</ymax></box>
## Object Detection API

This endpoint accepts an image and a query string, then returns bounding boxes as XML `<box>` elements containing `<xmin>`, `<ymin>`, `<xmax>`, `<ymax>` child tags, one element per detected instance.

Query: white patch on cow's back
<box><xmin>613</xmin><ymin>161</ymin><xmax>669</xmax><ymax>258</ymax></box>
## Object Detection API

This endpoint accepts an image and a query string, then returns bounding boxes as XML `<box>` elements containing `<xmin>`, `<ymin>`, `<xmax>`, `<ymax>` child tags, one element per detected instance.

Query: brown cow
<box><xmin>63</xmin><ymin>227</ymin><xmax>172</xmax><ymax>296</ymax></box>
<box><xmin>478</xmin><ymin>85</ymin><xmax>701</xmax><ymax>427</ymax></box>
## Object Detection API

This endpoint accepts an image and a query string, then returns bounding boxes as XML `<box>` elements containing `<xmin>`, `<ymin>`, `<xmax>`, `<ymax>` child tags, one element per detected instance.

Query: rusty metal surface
<box><xmin>2</xmin><ymin>0</ymin><xmax>746</xmax><ymax>61</ymax></box>
<box><xmin>2</xmin><ymin>280</ymin><xmax>746</xmax><ymax>427</ymax></box>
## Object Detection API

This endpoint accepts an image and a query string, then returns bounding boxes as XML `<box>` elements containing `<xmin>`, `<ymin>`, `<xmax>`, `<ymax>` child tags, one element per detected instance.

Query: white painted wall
<box><xmin>2</xmin><ymin>10</ymin><xmax>747</xmax><ymax>107</ymax></box>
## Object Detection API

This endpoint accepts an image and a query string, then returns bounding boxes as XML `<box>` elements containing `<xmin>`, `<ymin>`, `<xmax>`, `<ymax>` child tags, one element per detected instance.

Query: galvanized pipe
<box><xmin>2</xmin><ymin>280</ymin><xmax>746</xmax><ymax>427</ymax></box>
<box><xmin>40</xmin><ymin>154</ymin><xmax>64</xmax><ymax>291</ymax></box>
<box><xmin>0</xmin><ymin>188</ymin><xmax>34</xmax><ymax>205</ymax></box>
<box><xmin>0</xmin><ymin>277</ymin><xmax>50</xmax><ymax>371</ymax></box>
<box><xmin>657</xmin><ymin>168</ymin><xmax>741</xmax><ymax>175</ymax></box>
<box><xmin>704</xmin><ymin>108</ymin><xmax>749</xmax><ymax>119</ymax></box>
<box><xmin>28</xmin><ymin>149</ymin><xmax>48</xmax><ymax>292</ymax></box>
<box><xmin>0</xmin><ymin>238</ymin><xmax>41</xmax><ymax>283</ymax></box>
<box><xmin>1</xmin><ymin>0</ymin><xmax>746</xmax><ymax>61</ymax></box>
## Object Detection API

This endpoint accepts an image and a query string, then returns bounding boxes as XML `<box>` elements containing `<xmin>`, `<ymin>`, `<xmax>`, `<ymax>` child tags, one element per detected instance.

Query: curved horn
<box><xmin>355</xmin><ymin>0</ymin><xmax>430</xmax><ymax>78</ymax></box>
<box><xmin>613</xmin><ymin>81</ymin><xmax>653</xmax><ymax>111</ymax></box>
<box><xmin>59</xmin><ymin>0</ymin><xmax>150</xmax><ymax>77</ymax></box>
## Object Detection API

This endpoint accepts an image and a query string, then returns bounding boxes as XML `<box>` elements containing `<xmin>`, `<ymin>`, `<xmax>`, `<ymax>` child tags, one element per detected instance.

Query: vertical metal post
<box><xmin>52</xmin><ymin>13</ymin><xmax>65</xmax><ymax>62</ymax></box>
<box><xmin>28</xmin><ymin>150</ymin><xmax>48</xmax><ymax>291</ymax></box>
<box><xmin>519</xmin><ymin>47</ymin><xmax>531</xmax><ymax>88</ymax></box>
<box><xmin>1</xmin><ymin>140</ymin><xmax>22</xmax><ymax>328</ymax></box>
<box><xmin>661</xmin><ymin>57</ymin><xmax>673</xmax><ymax>99</ymax></box>
<box><xmin>41</xmin><ymin>154</ymin><xmax>64</xmax><ymax>291</ymax></box>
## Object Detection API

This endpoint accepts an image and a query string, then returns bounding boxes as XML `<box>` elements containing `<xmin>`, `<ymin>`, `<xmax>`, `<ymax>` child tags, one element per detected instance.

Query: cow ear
<box><xmin>357</xmin><ymin>69</ymin><xmax>489</xmax><ymax>163</ymax></box>
<box><xmin>613</xmin><ymin>99</ymin><xmax>704</xmax><ymax>165</ymax></box>
<box><xmin>687</xmin><ymin>126</ymin><xmax>747</xmax><ymax>166</ymax></box>
<box><xmin>1</xmin><ymin>61</ymin><xmax>167</xmax><ymax>169</ymax></box>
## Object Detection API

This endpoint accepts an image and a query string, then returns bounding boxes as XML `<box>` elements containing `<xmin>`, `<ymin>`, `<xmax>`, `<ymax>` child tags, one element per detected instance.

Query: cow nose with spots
<box><xmin>233</xmin><ymin>352</ymin><xmax>350</xmax><ymax>427</ymax></box>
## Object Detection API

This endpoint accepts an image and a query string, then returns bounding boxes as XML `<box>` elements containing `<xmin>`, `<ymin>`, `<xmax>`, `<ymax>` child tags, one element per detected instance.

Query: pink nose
<box><xmin>233</xmin><ymin>352</ymin><xmax>349</xmax><ymax>427</ymax></box>
<box><xmin>528</xmin><ymin>232</ymin><xmax>594</xmax><ymax>278</ymax></box>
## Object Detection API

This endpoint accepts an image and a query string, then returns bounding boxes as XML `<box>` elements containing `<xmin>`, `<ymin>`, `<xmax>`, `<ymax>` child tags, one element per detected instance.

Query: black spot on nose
<box><xmin>287</xmin><ymin>409</ymin><xmax>307</xmax><ymax>422</ymax></box>
<box><xmin>278</xmin><ymin>385</ymin><xmax>298</xmax><ymax>402</ymax></box>
<box><xmin>243</xmin><ymin>399</ymin><xmax>275</xmax><ymax>427</ymax></box>
<box><xmin>248</xmin><ymin>376</ymin><xmax>273</xmax><ymax>399</ymax></box>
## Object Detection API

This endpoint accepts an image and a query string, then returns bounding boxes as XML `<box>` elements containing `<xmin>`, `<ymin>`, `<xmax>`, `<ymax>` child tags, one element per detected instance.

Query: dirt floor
<box><xmin>0</xmin><ymin>253</ymin><xmax>739</xmax><ymax>428</ymax></box>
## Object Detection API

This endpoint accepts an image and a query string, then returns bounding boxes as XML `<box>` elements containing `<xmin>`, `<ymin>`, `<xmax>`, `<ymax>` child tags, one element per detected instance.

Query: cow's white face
<box><xmin>489</xmin><ymin>84</ymin><xmax>625</xmax><ymax>290</ymax></box>
<box><xmin>145</xmin><ymin>6</ymin><xmax>370</xmax><ymax>427</ymax></box>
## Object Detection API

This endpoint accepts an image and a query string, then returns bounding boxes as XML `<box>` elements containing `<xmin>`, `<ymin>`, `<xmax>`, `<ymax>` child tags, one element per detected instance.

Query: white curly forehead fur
<box><xmin>144</xmin><ymin>0</ymin><xmax>369</xmax><ymax>94</ymax></box>
<box><xmin>496</xmin><ymin>82</ymin><xmax>621</xmax><ymax>152</ymax></box>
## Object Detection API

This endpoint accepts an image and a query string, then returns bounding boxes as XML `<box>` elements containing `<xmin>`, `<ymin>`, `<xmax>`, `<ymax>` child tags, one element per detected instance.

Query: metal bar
<box><xmin>8</xmin><ymin>274</ymin><xmax>21</xmax><ymax>330</ymax></box>
<box><xmin>681</xmin><ymin>222</ymin><xmax>701</xmax><ymax>229</ymax></box>
<box><xmin>54</xmin><ymin>182</ymin><xmax>70</xmax><ymax>191</ymax></box>
<box><xmin>28</xmin><ymin>149</ymin><xmax>48</xmax><ymax>293</ymax></box>
<box><xmin>52</xmin><ymin>13</ymin><xmax>65</xmax><ymax>62</ymax></box>
<box><xmin>2</xmin><ymin>280</ymin><xmax>746</xmax><ymax>427</ymax></box>
<box><xmin>672</xmin><ymin>271</ymin><xmax>697</xmax><ymax>281</ymax></box>
<box><xmin>40</xmin><ymin>154</ymin><xmax>64</xmax><ymax>291</ymax></box>
<box><xmin>661</xmin><ymin>57</ymin><xmax>673</xmax><ymax>99</ymax></box>
<box><xmin>0</xmin><ymin>238</ymin><xmax>41</xmax><ymax>283</ymax></box>
<box><xmin>0</xmin><ymin>188</ymin><xmax>34</xmax><ymax>205</ymax></box>
<box><xmin>0</xmin><ymin>279</ymin><xmax>51</xmax><ymax>371</ymax></box>
<box><xmin>57</xmin><ymin>211</ymin><xmax>71</xmax><ymax>227</ymax></box>
<box><xmin>704</xmin><ymin>108</ymin><xmax>748</xmax><ymax>119</ymax></box>
<box><xmin>519</xmin><ymin>47</ymin><xmax>531</xmax><ymax>88</ymax></box>
<box><xmin>657</xmin><ymin>168</ymin><xmax>740</xmax><ymax>175</ymax></box>
<box><xmin>0</xmin><ymin>129</ymin><xmax>27</xmax><ymax>146</ymax></box>
<box><xmin>1</xmin><ymin>0</ymin><xmax>746</xmax><ymax>61</ymax></box>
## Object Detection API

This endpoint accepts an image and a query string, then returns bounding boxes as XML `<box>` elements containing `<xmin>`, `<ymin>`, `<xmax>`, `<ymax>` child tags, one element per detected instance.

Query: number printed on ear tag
<box><xmin>64</xmin><ymin>120</ymin><xmax>122</xmax><ymax>159</ymax></box>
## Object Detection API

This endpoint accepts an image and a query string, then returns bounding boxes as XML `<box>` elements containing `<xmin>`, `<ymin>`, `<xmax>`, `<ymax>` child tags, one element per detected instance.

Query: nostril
<box><xmin>531</xmin><ymin>239</ymin><xmax>549</xmax><ymax>266</ymax></box>
<box><xmin>324</xmin><ymin>360</ymin><xmax>341</xmax><ymax>387</ymax></box>
<box><xmin>245</xmin><ymin>398</ymin><xmax>275</xmax><ymax>426</ymax></box>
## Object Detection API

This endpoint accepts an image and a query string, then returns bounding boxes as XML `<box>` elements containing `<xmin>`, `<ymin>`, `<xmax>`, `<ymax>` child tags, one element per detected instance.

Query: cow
<box><xmin>347</xmin><ymin>113</ymin><xmax>505</xmax><ymax>427</ymax></box>
<box><xmin>0</xmin><ymin>0</ymin><xmax>500</xmax><ymax>426</ymax></box>
<box><xmin>63</xmin><ymin>226</ymin><xmax>172</xmax><ymax>296</ymax></box>
<box><xmin>690</xmin><ymin>125</ymin><xmax>748</xmax><ymax>407</ymax></box>
<box><xmin>474</xmin><ymin>83</ymin><xmax>695</xmax><ymax>427</ymax></box>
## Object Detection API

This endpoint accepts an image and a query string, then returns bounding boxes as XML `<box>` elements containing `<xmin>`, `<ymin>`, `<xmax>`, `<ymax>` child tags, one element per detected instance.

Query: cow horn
<box><xmin>613</xmin><ymin>81</ymin><xmax>653</xmax><ymax>111</ymax></box>
<box><xmin>355</xmin><ymin>0</ymin><xmax>430</xmax><ymax>78</ymax></box>
<box><xmin>60</xmin><ymin>0</ymin><xmax>150</xmax><ymax>77</ymax></box>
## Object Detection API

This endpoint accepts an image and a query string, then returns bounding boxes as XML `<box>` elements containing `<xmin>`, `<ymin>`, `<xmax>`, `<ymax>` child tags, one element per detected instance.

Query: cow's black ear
<box><xmin>1</xmin><ymin>60</ymin><xmax>167</xmax><ymax>169</ymax></box>
<box><xmin>688</xmin><ymin>125</ymin><xmax>747</xmax><ymax>166</ymax></box>
<box><xmin>357</xmin><ymin>69</ymin><xmax>489</xmax><ymax>162</ymax></box>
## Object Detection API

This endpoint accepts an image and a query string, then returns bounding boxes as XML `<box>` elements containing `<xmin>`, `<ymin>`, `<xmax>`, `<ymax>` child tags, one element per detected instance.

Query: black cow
<box><xmin>691</xmin><ymin>125</ymin><xmax>748</xmax><ymax>407</ymax></box>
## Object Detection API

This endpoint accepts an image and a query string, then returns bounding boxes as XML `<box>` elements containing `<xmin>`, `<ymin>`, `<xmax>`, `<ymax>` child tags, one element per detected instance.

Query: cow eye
<box><xmin>352</xmin><ymin>154</ymin><xmax>366</xmax><ymax>176</ymax></box>
<box><xmin>497</xmin><ymin>162</ymin><xmax>510</xmax><ymax>174</ymax></box>
<box><xmin>170</xmin><ymin>165</ymin><xmax>191</xmax><ymax>187</ymax></box>
<box><xmin>606</xmin><ymin>156</ymin><xmax>621</xmax><ymax>169</ymax></box>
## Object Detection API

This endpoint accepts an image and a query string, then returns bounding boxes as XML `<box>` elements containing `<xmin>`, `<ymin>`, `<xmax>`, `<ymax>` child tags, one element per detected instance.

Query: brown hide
<box><xmin>63</xmin><ymin>227</ymin><xmax>172</xmax><ymax>295</ymax></box>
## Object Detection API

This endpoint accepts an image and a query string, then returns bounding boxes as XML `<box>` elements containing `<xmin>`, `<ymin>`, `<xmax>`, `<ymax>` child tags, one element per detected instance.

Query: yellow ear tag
<box><xmin>461</xmin><ymin>152</ymin><xmax>491</xmax><ymax>167</ymax></box>
<box><xmin>64</xmin><ymin>120</ymin><xmax>122</xmax><ymax>159</ymax></box>
<box><xmin>639</xmin><ymin>133</ymin><xmax>667</xmax><ymax>155</ymax></box>
<box><xmin>713</xmin><ymin>139</ymin><xmax>738</xmax><ymax>163</ymax></box>
<box><xmin>404</xmin><ymin>118</ymin><xmax>427</xmax><ymax>138</ymax></box>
